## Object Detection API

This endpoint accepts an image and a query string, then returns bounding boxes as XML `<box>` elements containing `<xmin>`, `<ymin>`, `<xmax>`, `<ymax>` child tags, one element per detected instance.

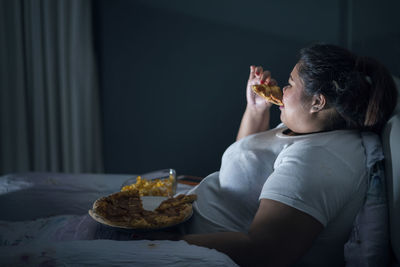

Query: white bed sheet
<box><xmin>0</xmin><ymin>240</ymin><xmax>236</xmax><ymax>266</ymax></box>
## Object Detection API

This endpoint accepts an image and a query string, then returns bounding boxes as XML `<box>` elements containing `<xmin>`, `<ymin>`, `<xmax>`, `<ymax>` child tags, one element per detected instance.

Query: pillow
<box><xmin>344</xmin><ymin>135</ymin><xmax>390</xmax><ymax>266</ymax></box>
<box><xmin>383</xmin><ymin>75</ymin><xmax>400</xmax><ymax>265</ymax></box>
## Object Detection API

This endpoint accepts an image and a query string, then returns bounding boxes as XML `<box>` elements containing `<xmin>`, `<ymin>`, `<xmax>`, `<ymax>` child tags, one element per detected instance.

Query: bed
<box><xmin>0</xmin><ymin>172</ymin><xmax>238</xmax><ymax>266</ymax></box>
<box><xmin>1</xmin><ymin>77</ymin><xmax>399</xmax><ymax>266</ymax></box>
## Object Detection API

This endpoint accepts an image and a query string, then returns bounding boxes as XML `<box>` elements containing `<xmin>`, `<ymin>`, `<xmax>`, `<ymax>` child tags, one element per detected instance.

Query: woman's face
<box><xmin>280</xmin><ymin>64</ymin><xmax>314</xmax><ymax>133</ymax></box>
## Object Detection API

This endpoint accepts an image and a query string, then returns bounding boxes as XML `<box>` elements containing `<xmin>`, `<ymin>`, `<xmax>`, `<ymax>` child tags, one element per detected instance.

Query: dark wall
<box><xmin>93</xmin><ymin>0</ymin><xmax>400</xmax><ymax>177</ymax></box>
<box><xmin>351</xmin><ymin>0</ymin><xmax>400</xmax><ymax>76</ymax></box>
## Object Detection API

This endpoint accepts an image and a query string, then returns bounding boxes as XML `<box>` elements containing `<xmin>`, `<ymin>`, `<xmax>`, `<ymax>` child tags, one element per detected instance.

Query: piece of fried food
<box><xmin>89</xmin><ymin>190</ymin><xmax>197</xmax><ymax>229</ymax></box>
<box><xmin>144</xmin><ymin>203</ymin><xmax>193</xmax><ymax>228</ymax></box>
<box><xmin>90</xmin><ymin>190</ymin><xmax>150</xmax><ymax>228</ymax></box>
<box><xmin>156</xmin><ymin>194</ymin><xmax>197</xmax><ymax>211</ymax></box>
<box><xmin>252</xmin><ymin>84</ymin><xmax>283</xmax><ymax>106</ymax></box>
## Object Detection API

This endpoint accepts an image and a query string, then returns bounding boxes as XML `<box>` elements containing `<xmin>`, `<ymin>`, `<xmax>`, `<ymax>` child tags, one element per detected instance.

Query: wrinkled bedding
<box><xmin>0</xmin><ymin>172</ymin><xmax>238</xmax><ymax>266</ymax></box>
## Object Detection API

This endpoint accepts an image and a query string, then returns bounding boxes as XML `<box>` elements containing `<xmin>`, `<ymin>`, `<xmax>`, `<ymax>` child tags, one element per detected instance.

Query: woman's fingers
<box><xmin>249</xmin><ymin>66</ymin><xmax>277</xmax><ymax>86</ymax></box>
<box><xmin>249</xmin><ymin>65</ymin><xmax>264</xmax><ymax>78</ymax></box>
<box><xmin>260</xmin><ymin>70</ymin><xmax>271</xmax><ymax>84</ymax></box>
<box><xmin>254</xmin><ymin>66</ymin><xmax>263</xmax><ymax>77</ymax></box>
<box><xmin>268</xmin><ymin>78</ymin><xmax>278</xmax><ymax>86</ymax></box>
<box><xmin>249</xmin><ymin>65</ymin><xmax>256</xmax><ymax>80</ymax></box>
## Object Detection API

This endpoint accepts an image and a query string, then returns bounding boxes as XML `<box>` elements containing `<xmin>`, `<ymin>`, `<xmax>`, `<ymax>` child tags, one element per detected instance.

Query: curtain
<box><xmin>0</xmin><ymin>0</ymin><xmax>103</xmax><ymax>174</ymax></box>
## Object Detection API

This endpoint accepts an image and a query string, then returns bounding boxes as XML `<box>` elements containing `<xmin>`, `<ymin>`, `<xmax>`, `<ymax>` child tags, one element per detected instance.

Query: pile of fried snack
<box><xmin>121</xmin><ymin>175</ymin><xmax>175</xmax><ymax>197</ymax></box>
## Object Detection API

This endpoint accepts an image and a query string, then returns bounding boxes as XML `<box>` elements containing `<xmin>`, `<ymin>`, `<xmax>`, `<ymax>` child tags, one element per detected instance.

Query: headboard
<box><xmin>382</xmin><ymin>76</ymin><xmax>400</xmax><ymax>265</ymax></box>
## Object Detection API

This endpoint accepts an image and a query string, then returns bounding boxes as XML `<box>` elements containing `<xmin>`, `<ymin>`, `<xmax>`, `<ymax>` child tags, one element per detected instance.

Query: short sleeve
<box><xmin>259</xmin><ymin>144</ymin><xmax>360</xmax><ymax>227</ymax></box>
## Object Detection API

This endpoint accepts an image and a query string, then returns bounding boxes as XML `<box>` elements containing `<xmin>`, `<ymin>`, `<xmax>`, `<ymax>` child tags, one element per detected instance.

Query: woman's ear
<box><xmin>310</xmin><ymin>94</ymin><xmax>326</xmax><ymax>113</ymax></box>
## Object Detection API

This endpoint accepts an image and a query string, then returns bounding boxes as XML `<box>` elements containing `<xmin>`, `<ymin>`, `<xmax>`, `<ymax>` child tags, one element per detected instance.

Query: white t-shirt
<box><xmin>187</xmin><ymin>125</ymin><xmax>370</xmax><ymax>266</ymax></box>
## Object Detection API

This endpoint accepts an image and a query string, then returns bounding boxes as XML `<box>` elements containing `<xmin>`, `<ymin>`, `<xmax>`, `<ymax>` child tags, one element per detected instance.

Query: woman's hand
<box><xmin>246</xmin><ymin>66</ymin><xmax>278</xmax><ymax>110</ymax></box>
<box><xmin>237</xmin><ymin>65</ymin><xmax>278</xmax><ymax>140</ymax></box>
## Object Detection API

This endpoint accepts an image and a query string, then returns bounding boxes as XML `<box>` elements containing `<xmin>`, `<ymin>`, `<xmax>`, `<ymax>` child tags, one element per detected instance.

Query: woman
<box><xmin>142</xmin><ymin>44</ymin><xmax>398</xmax><ymax>266</ymax></box>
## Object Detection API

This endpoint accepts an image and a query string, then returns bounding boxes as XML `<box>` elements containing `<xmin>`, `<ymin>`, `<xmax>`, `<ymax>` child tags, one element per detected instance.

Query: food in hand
<box><xmin>121</xmin><ymin>175</ymin><xmax>175</xmax><ymax>197</ymax></box>
<box><xmin>252</xmin><ymin>84</ymin><xmax>283</xmax><ymax>106</ymax></box>
<box><xmin>89</xmin><ymin>190</ymin><xmax>197</xmax><ymax>229</ymax></box>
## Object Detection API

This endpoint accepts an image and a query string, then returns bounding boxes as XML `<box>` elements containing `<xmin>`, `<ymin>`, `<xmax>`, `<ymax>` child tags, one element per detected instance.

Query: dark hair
<box><xmin>297</xmin><ymin>43</ymin><xmax>398</xmax><ymax>133</ymax></box>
